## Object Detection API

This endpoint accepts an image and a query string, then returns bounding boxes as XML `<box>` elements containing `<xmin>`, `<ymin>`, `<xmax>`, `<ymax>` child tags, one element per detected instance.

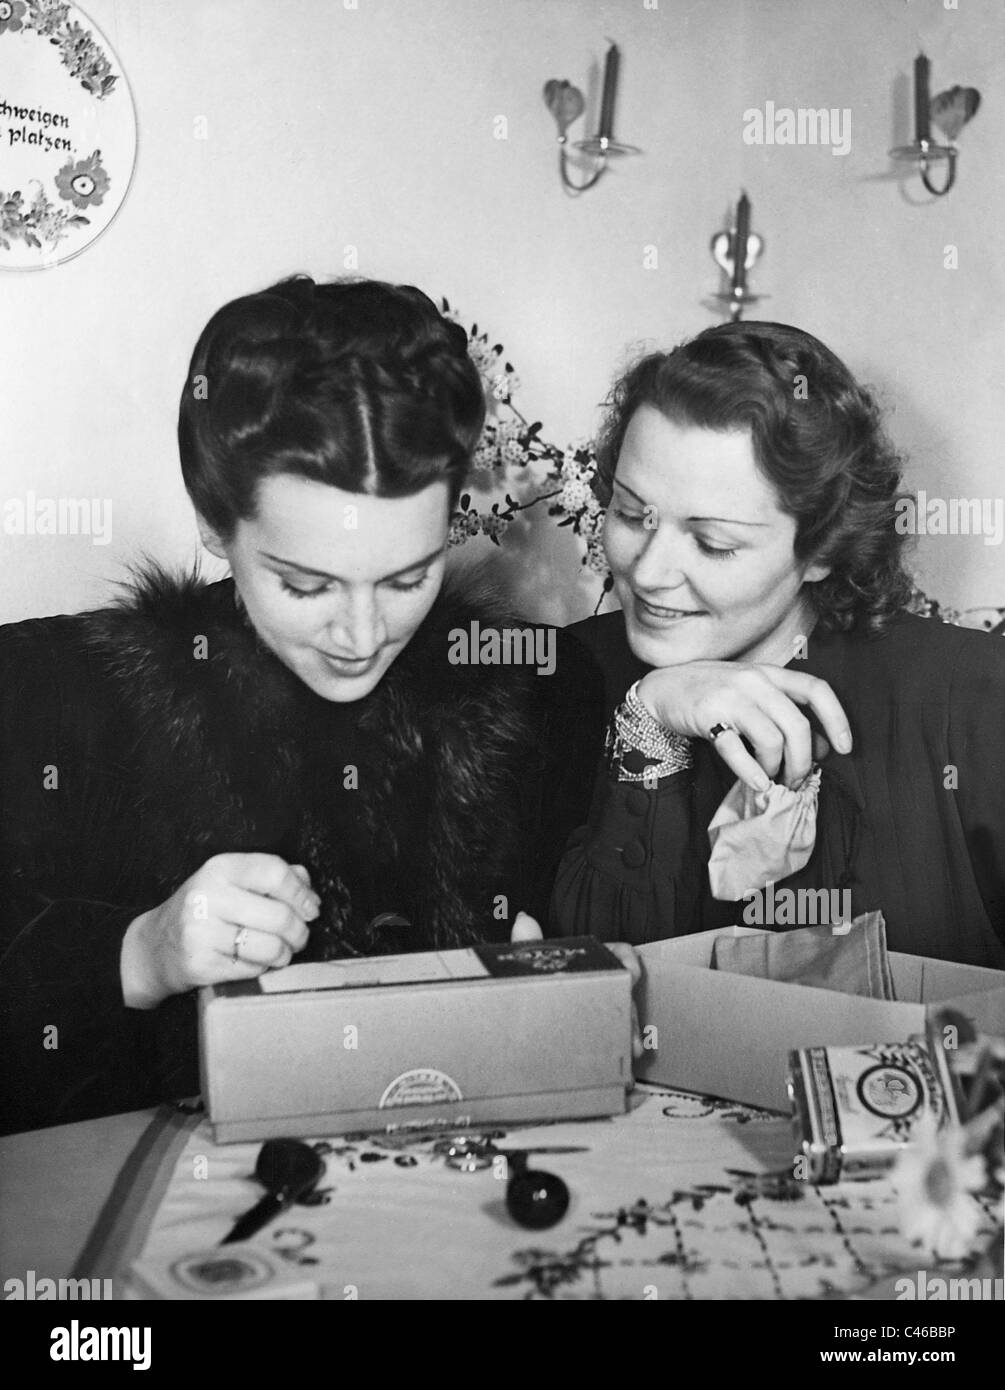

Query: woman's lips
<box><xmin>317</xmin><ymin>649</ymin><xmax>381</xmax><ymax>677</ymax></box>
<box><xmin>632</xmin><ymin>593</ymin><xmax>706</xmax><ymax>626</ymax></box>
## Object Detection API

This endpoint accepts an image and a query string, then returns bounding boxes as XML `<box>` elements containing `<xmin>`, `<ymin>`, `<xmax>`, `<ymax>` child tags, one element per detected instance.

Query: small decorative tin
<box><xmin>787</xmin><ymin>1034</ymin><xmax>959</xmax><ymax>1183</ymax></box>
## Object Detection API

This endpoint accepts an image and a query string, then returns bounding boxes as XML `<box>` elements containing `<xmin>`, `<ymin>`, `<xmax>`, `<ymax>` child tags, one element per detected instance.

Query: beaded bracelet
<box><xmin>606</xmin><ymin>680</ymin><xmax>694</xmax><ymax>783</ymax></box>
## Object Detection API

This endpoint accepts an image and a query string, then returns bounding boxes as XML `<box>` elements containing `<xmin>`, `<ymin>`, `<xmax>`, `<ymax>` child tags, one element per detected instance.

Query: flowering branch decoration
<box><xmin>0</xmin><ymin>147</ymin><xmax>108</xmax><ymax>251</ymax></box>
<box><xmin>444</xmin><ymin>306</ymin><xmax>1004</xmax><ymax>631</ymax></box>
<box><xmin>0</xmin><ymin>184</ymin><xmax>87</xmax><ymax>251</ymax></box>
<box><xmin>905</xmin><ymin>587</ymin><xmax>1005</xmax><ymax>636</ymax></box>
<box><xmin>443</xmin><ymin>302</ymin><xmax>613</xmax><ymax>606</ymax></box>
<box><xmin>4</xmin><ymin>1</ymin><xmax>119</xmax><ymax>99</ymax></box>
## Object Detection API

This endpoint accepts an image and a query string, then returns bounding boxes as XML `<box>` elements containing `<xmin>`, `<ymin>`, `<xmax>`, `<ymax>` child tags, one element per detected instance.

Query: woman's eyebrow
<box><xmin>259</xmin><ymin>547</ymin><xmax>443</xmax><ymax>582</ymax></box>
<box><xmin>612</xmin><ymin>479</ymin><xmax>768</xmax><ymax>527</ymax></box>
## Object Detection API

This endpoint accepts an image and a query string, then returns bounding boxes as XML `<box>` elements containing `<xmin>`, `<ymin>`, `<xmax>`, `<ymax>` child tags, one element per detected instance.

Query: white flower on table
<box><xmin>892</xmin><ymin>1116</ymin><xmax>988</xmax><ymax>1261</ymax></box>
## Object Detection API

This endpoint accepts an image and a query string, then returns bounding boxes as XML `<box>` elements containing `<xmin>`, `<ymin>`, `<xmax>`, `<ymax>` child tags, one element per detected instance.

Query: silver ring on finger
<box><xmin>707</xmin><ymin>721</ymin><xmax>735</xmax><ymax>742</ymax></box>
<box><xmin>232</xmin><ymin>926</ymin><xmax>250</xmax><ymax>964</ymax></box>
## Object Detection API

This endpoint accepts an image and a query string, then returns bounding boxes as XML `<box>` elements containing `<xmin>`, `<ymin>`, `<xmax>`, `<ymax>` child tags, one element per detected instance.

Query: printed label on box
<box><xmin>379</xmin><ymin>1068</ymin><xmax>464</xmax><ymax>1108</ymax></box>
<box><xmin>474</xmin><ymin>938</ymin><xmax>619</xmax><ymax>977</ymax></box>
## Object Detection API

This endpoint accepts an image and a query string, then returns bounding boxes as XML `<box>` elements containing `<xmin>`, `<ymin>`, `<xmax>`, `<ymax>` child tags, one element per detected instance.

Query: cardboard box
<box><xmin>200</xmin><ymin>937</ymin><xmax>632</xmax><ymax>1143</ymax></box>
<box><xmin>636</xmin><ymin>926</ymin><xmax>1005</xmax><ymax>1113</ymax></box>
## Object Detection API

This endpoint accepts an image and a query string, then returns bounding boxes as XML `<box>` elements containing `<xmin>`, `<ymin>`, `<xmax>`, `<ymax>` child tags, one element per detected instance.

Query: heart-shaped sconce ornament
<box><xmin>544</xmin><ymin>79</ymin><xmax>585</xmax><ymax>137</ymax></box>
<box><xmin>710</xmin><ymin>231</ymin><xmax>765</xmax><ymax>276</ymax></box>
<box><xmin>930</xmin><ymin>86</ymin><xmax>981</xmax><ymax>143</ymax></box>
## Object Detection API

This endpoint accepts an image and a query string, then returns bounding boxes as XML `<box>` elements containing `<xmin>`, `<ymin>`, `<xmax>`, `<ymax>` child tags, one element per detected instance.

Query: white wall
<box><xmin>2</xmin><ymin>0</ymin><xmax>1002</xmax><ymax>625</ymax></box>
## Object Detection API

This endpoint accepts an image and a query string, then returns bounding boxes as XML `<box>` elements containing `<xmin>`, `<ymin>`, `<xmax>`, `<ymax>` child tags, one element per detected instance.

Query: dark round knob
<box><xmin>506</xmin><ymin>1169</ymin><xmax>570</xmax><ymax>1230</ymax></box>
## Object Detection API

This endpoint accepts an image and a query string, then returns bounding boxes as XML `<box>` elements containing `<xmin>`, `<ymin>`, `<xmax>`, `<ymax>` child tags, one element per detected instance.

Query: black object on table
<box><xmin>221</xmin><ymin>1138</ymin><xmax>324</xmax><ymax>1245</ymax></box>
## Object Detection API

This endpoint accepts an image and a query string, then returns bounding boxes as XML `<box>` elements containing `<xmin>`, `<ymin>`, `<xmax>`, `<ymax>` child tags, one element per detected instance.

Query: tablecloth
<box><xmin>80</xmin><ymin>1085</ymin><xmax>1002</xmax><ymax>1300</ymax></box>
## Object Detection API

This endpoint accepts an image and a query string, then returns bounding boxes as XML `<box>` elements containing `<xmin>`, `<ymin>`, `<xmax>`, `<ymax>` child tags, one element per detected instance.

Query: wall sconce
<box><xmin>543</xmin><ymin>42</ymin><xmax>640</xmax><ymax>194</ymax></box>
<box><xmin>888</xmin><ymin>54</ymin><xmax>980</xmax><ymax>197</ymax></box>
<box><xmin>709</xmin><ymin>192</ymin><xmax>764</xmax><ymax>322</ymax></box>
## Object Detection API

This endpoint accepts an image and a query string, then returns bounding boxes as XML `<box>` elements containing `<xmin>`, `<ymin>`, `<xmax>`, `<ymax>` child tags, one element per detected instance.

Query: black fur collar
<box><xmin>77</xmin><ymin>562</ymin><xmax>543</xmax><ymax>955</ymax></box>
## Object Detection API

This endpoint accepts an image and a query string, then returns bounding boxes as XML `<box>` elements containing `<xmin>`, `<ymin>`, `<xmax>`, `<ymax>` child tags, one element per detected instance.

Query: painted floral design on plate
<box><xmin>0</xmin><ymin>2</ymin><xmax>135</xmax><ymax>266</ymax></box>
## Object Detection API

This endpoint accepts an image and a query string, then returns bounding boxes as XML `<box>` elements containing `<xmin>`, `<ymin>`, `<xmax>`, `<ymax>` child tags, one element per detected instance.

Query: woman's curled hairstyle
<box><xmin>594</xmin><ymin>321</ymin><xmax>914</xmax><ymax>635</ymax></box>
<box><xmin>178</xmin><ymin>275</ymin><xmax>485</xmax><ymax>538</ymax></box>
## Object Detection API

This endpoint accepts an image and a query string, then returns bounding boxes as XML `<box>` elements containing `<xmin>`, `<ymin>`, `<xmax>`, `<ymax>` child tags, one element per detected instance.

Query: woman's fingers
<box><xmin>216</xmin><ymin>922</ymin><xmax>294</xmax><ymax>971</ymax></box>
<box><xmin>728</xmin><ymin>705</ymin><xmax>787</xmax><ymax>783</ymax></box>
<box><xmin>763</xmin><ymin>668</ymin><xmax>853</xmax><ymax>755</ymax></box>
<box><xmin>182</xmin><ymin>855</ymin><xmax>320</xmax><ymax>982</ymax></box>
<box><xmin>702</xmin><ymin>669</ymin><xmax>848</xmax><ymax>790</ymax></box>
<box><xmin>640</xmin><ymin>662</ymin><xmax>851</xmax><ymax>787</ymax></box>
<box><xmin>602</xmin><ymin>941</ymin><xmax>641</xmax><ymax>986</ymax></box>
<box><xmin>811</xmin><ymin>730</ymin><xmax>832</xmax><ymax>765</ymax></box>
<box><xmin>289</xmin><ymin>863</ymin><xmax>313</xmax><ymax>890</ymax></box>
<box><xmin>510</xmin><ymin>911</ymin><xmax>544</xmax><ymax>942</ymax></box>
<box><xmin>706</xmin><ymin>725</ymin><xmax>772</xmax><ymax>792</ymax></box>
<box><xmin>752</xmin><ymin>686</ymin><xmax>815</xmax><ymax>787</ymax></box>
<box><xmin>219</xmin><ymin>885</ymin><xmax>311</xmax><ymax>953</ymax></box>
<box><xmin>211</xmin><ymin>852</ymin><xmax>321</xmax><ymax>923</ymax></box>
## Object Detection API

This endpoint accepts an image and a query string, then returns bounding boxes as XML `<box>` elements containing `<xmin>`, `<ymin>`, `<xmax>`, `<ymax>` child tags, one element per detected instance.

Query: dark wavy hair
<box><xmin>595</xmin><ymin>321</ymin><xmax>914</xmax><ymax>635</ymax></box>
<box><xmin>178</xmin><ymin>275</ymin><xmax>485</xmax><ymax>539</ymax></box>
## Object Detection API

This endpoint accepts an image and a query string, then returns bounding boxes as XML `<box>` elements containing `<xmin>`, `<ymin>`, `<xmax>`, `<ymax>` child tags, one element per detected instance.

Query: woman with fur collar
<box><xmin>0</xmin><ymin>277</ymin><xmax>602</xmax><ymax>1134</ymax></box>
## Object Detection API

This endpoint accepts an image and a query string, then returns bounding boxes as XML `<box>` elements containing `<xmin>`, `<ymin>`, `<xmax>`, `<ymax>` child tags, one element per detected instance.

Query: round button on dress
<box><xmin>620</xmin><ymin>838</ymin><xmax>647</xmax><ymax>869</ymax></box>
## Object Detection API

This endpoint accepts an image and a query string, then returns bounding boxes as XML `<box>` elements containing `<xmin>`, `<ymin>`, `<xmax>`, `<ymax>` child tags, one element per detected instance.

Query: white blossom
<box><xmin>558</xmin><ymin>478</ymin><xmax>592</xmax><ymax>514</ymax></box>
<box><xmin>585</xmin><ymin>536</ymin><xmax>611</xmax><ymax>576</ymax></box>
<box><xmin>893</xmin><ymin>1117</ymin><xmax>988</xmax><ymax>1261</ymax></box>
<box><xmin>490</xmin><ymin>372</ymin><xmax>515</xmax><ymax>402</ymax></box>
<box><xmin>480</xmin><ymin>513</ymin><xmax>511</xmax><ymax>540</ymax></box>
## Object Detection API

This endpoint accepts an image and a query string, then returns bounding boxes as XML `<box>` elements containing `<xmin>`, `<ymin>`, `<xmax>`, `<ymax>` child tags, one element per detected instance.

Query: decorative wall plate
<box><xmin>0</xmin><ymin>1</ymin><xmax>136</xmax><ymax>268</ymax></box>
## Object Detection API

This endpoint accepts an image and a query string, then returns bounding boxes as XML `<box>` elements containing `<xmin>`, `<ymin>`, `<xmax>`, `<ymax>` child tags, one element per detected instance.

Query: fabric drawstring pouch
<box><xmin>707</xmin><ymin>766</ymin><xmax>822</xmax><ymax>902</ymax></box>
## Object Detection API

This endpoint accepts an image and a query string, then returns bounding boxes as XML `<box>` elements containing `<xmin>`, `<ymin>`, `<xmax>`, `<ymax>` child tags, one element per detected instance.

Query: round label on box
<box><xmin>856</xmin><ymin>1064</ymin><xmax>922</xmax><ymax>1119</ymax></box>
<box><xmin>379</xmin><ymin>1068</ymin><xmax>463</xmax><ymax>1109</ymax></box>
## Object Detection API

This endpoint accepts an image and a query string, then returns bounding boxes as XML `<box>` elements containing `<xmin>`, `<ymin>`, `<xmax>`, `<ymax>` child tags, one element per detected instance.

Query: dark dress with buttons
<box><xmin>549</xmin><ymin>609</ymin><xmax>1005</xmax><ymax>968</ymax></box>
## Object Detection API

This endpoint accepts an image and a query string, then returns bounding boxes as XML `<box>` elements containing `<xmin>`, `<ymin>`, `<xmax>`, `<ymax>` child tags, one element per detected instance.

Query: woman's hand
<box><xmin>120</xmin><ymin>853</ymin><xmax>320</xmax><ymax>1009</ymax></box>
<box><xmin>511</xmin><ymin>913</ymin><xmax>644</xmax><ymax>1060</ymax></box>
<box><xmin>637</xmin><ymin>662</ymin><xmax>852</xmax><ymax>791</ymax></box>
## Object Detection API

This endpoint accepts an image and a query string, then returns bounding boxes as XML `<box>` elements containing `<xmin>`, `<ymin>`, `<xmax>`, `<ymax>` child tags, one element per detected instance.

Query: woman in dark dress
<box><xmin>553</xmin><ymin>321</ymin><xmax>1005</xmax><ymax>968</ymax></box>
<box><xmin>0</xmin><ymin>276</ymin><xmax>601</xmax><ymax>1134</ymax></box>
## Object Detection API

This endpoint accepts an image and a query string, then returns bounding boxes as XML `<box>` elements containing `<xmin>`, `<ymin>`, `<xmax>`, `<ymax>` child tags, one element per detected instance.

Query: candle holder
<box><xmin>888</xmin><ymin>137</ymin><xmax>958</xmax><ymax>197</ymax></box>
<box><xmin>543</xmin><ymin>42</ymin><xmax>640</xmax><ymax>196</ymax></box>
<box><xmin>709</xmin><ymin>194</ymin><xmax>764</xmax><ymax>322</ymax></box>
<box><xmin>889</xmin><ymin>62</ymin><xmax>980</xmax><ymax>198</ymax></box>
